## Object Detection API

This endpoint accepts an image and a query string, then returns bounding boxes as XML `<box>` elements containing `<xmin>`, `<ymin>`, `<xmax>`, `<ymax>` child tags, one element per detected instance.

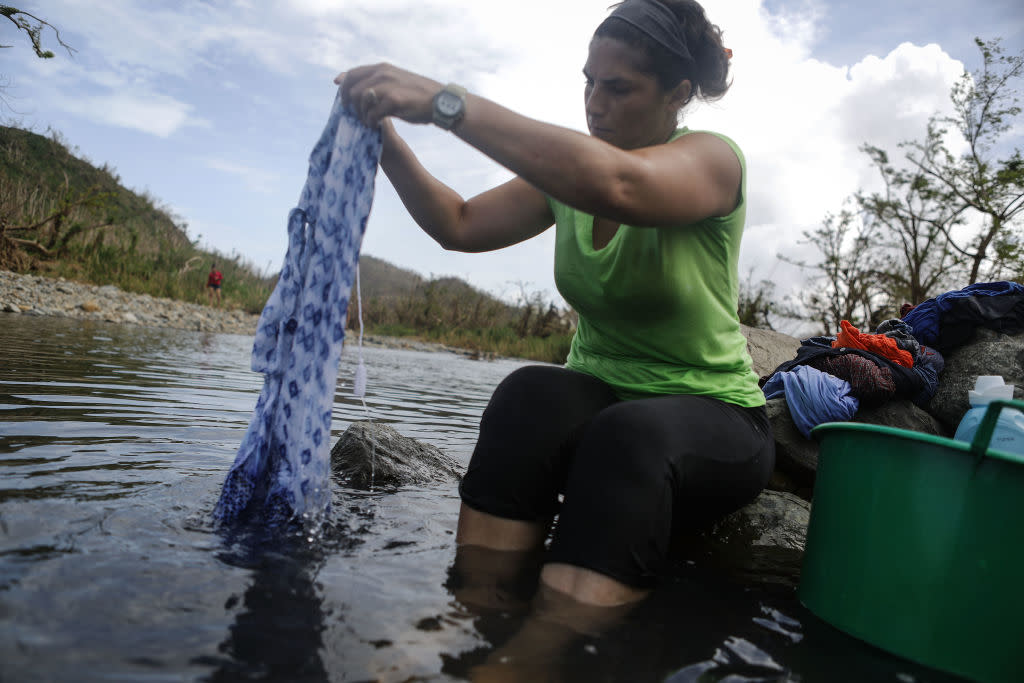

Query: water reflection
<box><xmin>0</xmin><ymin>315</ymin><xmax>972</xmax><ymax>682</ymax></box>
<box><xmin>199</xmin><ymin>539</ymin><xmax>330</xmax><ymax>682</ymax></box>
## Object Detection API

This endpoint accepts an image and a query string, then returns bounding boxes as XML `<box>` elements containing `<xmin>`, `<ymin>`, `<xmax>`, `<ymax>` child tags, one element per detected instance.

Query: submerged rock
<box><xmin>330</xmin><ymin>421</ymin><xmax>463</xmax><ymax>489</ymax></box>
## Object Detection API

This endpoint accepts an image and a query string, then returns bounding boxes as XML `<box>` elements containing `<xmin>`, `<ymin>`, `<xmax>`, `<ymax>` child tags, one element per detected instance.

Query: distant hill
<box><xmin>356</xmin><ymin>253</ymin><xmax>423</xmax><ymax>297</ymax></box>
<box><xmin>0</xmin><ymin>124</ymin><xmax>573</xmax><ymax>361</ymax></box>
<box><xmin>0</xmin><ymin>125</ymin><xmax>428</xmax><ymax>310</ymax></box>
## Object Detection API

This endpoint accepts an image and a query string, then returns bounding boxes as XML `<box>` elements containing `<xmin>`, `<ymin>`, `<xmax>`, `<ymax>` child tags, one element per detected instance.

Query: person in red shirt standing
<box><xmin>206</xmin><ymin>263</ymin><xmax>223</xmax><ymax>307</ymax></box>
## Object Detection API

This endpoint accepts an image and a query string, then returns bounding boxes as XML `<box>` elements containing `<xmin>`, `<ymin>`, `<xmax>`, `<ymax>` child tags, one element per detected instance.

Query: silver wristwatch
<box><xmin>432</xmin><ymin>83</ymin><xmax>467</xmax><ymax>131</ymax></box>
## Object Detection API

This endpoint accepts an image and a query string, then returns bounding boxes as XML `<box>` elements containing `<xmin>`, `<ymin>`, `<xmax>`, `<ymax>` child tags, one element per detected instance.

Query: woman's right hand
<box><xmin>335</xmin><ymin>63</ymin><xmax>441</xmax><ymax>129</ymax></box>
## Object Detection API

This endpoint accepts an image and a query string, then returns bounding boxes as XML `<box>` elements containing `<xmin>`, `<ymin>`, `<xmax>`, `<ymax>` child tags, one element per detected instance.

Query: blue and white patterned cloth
<box><xmin>214</xmin><ymin>92</ymin><xmax>382</xmax><ymax>528</ymax></box>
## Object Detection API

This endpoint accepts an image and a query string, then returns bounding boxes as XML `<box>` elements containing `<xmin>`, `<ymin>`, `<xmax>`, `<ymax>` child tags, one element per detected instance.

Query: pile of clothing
<box><xmin>763</xmin><ymin>281</ymin><xmax>1024</xmax><ymax>438</ymax></box>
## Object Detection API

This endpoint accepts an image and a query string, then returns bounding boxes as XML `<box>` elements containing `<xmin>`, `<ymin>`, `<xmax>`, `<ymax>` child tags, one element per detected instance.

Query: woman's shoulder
<box><xmin>670</xmin><ymin>128</ymin><xmax>746</xmax><ymax>179</ymax></box>
<box><xmin>672</xmin><ymin>127</ymin><xmax>743</xmax><ymax>155</ymax></box>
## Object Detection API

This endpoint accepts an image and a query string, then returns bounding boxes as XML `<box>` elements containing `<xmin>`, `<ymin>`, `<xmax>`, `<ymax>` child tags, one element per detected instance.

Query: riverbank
<box><xmin>0</xmin><ymin>270</ymin><xmax>485</xmax><ymax>357</ymax></box>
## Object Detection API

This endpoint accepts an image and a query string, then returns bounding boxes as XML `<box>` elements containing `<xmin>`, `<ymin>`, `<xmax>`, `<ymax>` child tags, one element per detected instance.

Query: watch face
<box><xmin>437</xmin><ymin>91</ymin><xmax>463</xmax><ymax>117</ymax></box>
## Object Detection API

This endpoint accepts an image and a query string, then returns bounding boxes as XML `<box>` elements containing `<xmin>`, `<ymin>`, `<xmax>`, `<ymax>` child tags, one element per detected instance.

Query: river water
<box><xmin>0</xmin><ymin>315</ymin><xmax>963</xmax><ymax>682</ymax></box>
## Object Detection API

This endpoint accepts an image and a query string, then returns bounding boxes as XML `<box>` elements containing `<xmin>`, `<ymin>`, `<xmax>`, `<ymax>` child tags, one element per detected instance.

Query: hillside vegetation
<box><xmin>0</xmin><ymin>125</ymin><xmax>573</xmax><ymax>362</ymax></box>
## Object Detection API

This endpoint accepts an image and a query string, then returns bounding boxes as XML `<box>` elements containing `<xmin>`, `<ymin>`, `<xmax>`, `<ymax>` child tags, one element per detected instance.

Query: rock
<box><xmin>2</xmin><ymin>302</ymin><xmax>19</xmax><ymax>313</ymax></box>
<box><xmin>97</xmin><ymin>284</ymin><xmax>120</xmax><ymax>297</ymax></box>
<box><xmin>121</xmin><ymin>312</ymin><xmax>139</xmax><ymax>324</ymax></box>
<box><xmin>926</xmin><ymin>328</ymin><xmax>1024</xmax><ymax>431</ymax></box>
<box><xmin>330</xmin><ymin>421</ymin><xmax>463</xmax><ymax>489</ymax></box>
<box><xmin>676</xmin><ymin>490</ymin><xmax>811</xmax><ymax>588</ymax></box>
<box><xmin>714</xmin><ymin>490</ymin><xmax>810</xmax><ymax>551</ymax></box>
<box><xmin>742</xmin><ymin>324</ymin><xmax>801</xmax><ymax>378</ymax></box>
<box><xmin>765</xmin><ymin>398</ymin><xmax>818</xmax><ymax>490</ymax></box>
<box><xmin>80</xmin><ymin>300</ymin><xmax>101</xmax><ymax>312</ymax></box>
<box><xmin>854</xmin><ymin>399</ymin><xmax>946</xmax><ymax>436</ymax></box>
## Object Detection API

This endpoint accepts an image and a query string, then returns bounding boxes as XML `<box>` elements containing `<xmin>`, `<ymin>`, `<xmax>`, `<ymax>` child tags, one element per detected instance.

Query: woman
<box><xmin>339</xmin><ymin>0</ymin><xmax>774</xmax><ymax>608</ymax></box>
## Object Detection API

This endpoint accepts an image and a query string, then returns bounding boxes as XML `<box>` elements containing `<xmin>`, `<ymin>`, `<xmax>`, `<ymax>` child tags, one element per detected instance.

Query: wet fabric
<box><xmin>910</xmin><ymin>344</ymin><xmax>945</xmax><ymax>407</ymax></box>
<box><xmin>876</xmin><ymin>318</ymin><xmax>921</xmax><ymax>358</ymax></box>
<box><xmin>460</xmin><ymin>365</ymin><xmax>775</xmax><ymax>589</ymax></box>
<box><xmin>771</xmin><ymin>345</ymin><xmax>924</xmax><ymax>399</ymax></box>
<box><xmin>833</xmin><ymin>320</ymin><xmax>914</xmax><ymax>368</ymax></box>
<box><xmin>808</xmin><ymin>354</ymin><xmax>896</xmax><ymax>408</ymax></box>
<box><xmin>767</xmin><ymin>335</ymin><xmax>943</xmax><ymax>409</ymax></box>
<box><xmin>214</xmin><ymin>94</ymin><xmax>381</xmax><ymax>527</ymax></box>
<box><xmin>762</xmin><ymin>365</ymin><xmax>859</xmax><ymax>438</ymax></box>
<box><xmin>902</xmin><ymin>281</ymin><xmax>1024</xmax><ymax>351</ymax></box>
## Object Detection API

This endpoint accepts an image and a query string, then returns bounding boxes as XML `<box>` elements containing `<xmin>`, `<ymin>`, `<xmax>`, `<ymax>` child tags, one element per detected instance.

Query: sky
<box><xmin>3</xmin><ymin>1</ymin><xmax>1023</xmax><ymax>327</ymax></box>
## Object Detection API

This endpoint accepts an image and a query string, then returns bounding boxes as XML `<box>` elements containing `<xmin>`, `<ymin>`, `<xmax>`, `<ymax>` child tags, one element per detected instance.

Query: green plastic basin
<box><xmin>800</xmin><ymin>400</ymin><xmax>1024</xmax><ymax>683</ymax></box>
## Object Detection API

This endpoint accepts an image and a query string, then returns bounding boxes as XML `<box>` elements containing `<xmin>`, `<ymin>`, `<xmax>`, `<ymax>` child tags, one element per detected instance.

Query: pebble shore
<box><xmin>0</xmin><ymin>269</ymin><xmax>484</xmax><ymax>355</ymax></box>
<box><xmin>0</xmin><ymin>269</ymin><xmax>261</xmax><ymax>335</ymax></box>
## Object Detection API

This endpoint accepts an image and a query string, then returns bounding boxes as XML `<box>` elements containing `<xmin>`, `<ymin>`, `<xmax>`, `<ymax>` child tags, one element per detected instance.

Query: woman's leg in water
<box><xmin>454</xmin><ymin>365</ymin><xmax>618</xmax><ymax>608</ymax></box>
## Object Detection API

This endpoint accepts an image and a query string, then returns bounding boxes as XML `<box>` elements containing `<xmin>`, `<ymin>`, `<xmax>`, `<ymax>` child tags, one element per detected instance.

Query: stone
<box><xmin>742</xmin><ymin>324</ymin><xmax>801</xmax><ymax>378</ymax></box>
<box><xmin>854</xmin><ymin>399</ymin><xmax>946</xmax><ymax>436</ymax></box>
<box><xmin>121</xmin><ymin>312</ymin><xmax>139</xmax><ymax>324</ymax></box>
<box><xmin>80</xmin><ymin>300</ymin><xmax>101</xmax><ymax>312</ymax></box>
<box><xmin>925</xmin><ymin>328</ymin><xmax>1024</xmax><ymax>431</ymax></box>
<box><xmin>676</xmin><ymin>490</ymin><xmax>811</xmax><ymax>588</ymax></box>
<box><xmin>765</xmin><ymin>398</ymin><xmax>818</xmax><ymax>489</ymax></box>
<box><xmin>330</xmin><ymin>421</ymin><xmax>464</xmax><ymax>490</ymax></box>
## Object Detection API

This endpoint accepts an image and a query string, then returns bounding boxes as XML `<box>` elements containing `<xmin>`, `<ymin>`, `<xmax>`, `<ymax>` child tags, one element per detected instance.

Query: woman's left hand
<box><xmin>335</xmin><ymin>64</ymin><xmax>441</xmax><ymax>128</ymax></box>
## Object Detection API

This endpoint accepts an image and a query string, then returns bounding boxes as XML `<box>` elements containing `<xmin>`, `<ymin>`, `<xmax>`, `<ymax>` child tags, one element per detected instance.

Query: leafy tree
<box><xmin>787</xmin><ymin>38</ymin><xmax>1023</xmax><ymax>334</ymax></box>
<box><xmin>855</xmin><ymin>143</ymin><xmax>965</xmax><ymax>305</ymax></box>
<box><xmin>1</xmin><ymin>6</ymin><xmax>73</xmax><ymax>58</ymax></box>
<box><xmin>902</xmin><ymin>38</ymin><xmax>1024</xmax><ymax>284</ymax></box>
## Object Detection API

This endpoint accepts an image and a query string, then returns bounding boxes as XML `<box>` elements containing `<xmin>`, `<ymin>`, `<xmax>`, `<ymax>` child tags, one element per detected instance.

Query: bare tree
<box><xmin>1</xmin><ymin>6</ymin><xmax>73</xmax><ymax>58</ymax></box>
<box><xmin>782</xmin><ymin>208</ymin><xmax>883</xmax><ymax>334</ymax></box>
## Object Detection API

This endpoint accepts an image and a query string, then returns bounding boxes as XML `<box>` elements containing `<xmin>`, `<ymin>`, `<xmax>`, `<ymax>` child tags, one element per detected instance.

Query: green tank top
<box><xmin>548</xmin><ymin>128</ymin><xmax>764</xmax><ymax>407</ymax></box>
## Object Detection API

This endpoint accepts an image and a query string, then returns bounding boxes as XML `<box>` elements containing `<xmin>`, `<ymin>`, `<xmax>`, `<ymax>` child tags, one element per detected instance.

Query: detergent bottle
<box><xmin>953</xmin><ymin>376</ymin><xmax>1024</xmax><ymax>456</ymax></box>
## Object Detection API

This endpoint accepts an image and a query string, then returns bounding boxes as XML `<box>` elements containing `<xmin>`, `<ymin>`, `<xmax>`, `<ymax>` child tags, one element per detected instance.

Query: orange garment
<box><xmin>832</xmin><ymin>319</ymin><xmax>914</xmax><ymax>368</ymax></box>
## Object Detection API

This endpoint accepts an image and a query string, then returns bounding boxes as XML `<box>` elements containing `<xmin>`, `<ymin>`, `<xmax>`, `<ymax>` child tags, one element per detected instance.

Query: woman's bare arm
<box><xmin>379</xmin><ymin>120</ymin><xmax>554</xmax><ymax>253</ymax></box>
<box><xmin>341</xmin><ymin>65</ymin><xmax>740</xmax><ymax>229</ymax></box>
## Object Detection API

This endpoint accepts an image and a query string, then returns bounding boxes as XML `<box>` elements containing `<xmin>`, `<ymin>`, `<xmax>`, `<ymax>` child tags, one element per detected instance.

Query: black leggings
<box><xmin>459</xmin><ymin>365</ymin><xmax>775</xmax><ymax>589</ymax></box>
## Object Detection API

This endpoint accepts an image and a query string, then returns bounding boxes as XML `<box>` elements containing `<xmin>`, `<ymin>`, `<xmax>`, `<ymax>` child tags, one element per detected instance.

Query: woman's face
<box><xmin>584</xmin><ymin>36</ymin><xmax>682</xmax><ymax>150</ymax></box>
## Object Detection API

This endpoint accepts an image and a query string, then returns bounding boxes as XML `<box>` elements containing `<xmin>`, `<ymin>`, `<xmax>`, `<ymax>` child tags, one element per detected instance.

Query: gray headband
<box><xmin>605</xmin><ymin>0</ymin><xmax>694</xmax><ymax>66</ymax></box>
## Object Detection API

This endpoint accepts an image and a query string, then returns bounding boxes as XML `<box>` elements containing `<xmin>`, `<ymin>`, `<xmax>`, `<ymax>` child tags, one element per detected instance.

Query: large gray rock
<box><xmin>742</xmin><ymin>324</ymin><xmax>800</xmax><ymax>378</ymax></box>
<box><xmin>331</xmin><ymin>421</ymin><xmax>463</xmax><ymax>489</ymax></box>
<box><xmin>855</xmin><ymin>399</ymin><xmax>947</xmax><ymax>435</ymax></box>
<box><xmin>926</xmin><ymin>328</ymin><xmax>1024</xmax><ymax>431</ymax></box>
<box><xmin>765</xmin><ymin>398</ymin><xmax>818</xmax><ymax>490</ymax></box>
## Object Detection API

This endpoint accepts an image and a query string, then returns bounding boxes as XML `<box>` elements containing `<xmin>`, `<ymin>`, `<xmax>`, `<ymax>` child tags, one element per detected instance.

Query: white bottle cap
<box><xmin>969</xmin><ymin>375</ymin><xmax>1015</xmax><ymax>405</ymax></box>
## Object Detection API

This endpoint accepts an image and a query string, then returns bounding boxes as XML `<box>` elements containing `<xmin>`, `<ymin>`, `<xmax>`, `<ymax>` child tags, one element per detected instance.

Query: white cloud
<box><xmin>4</xmin><ymin>1</ymin><xmax>985</xmax><ymax>309</ymax></box>
<box><xmin>56</xmin><ymin>91</ymin><xmax>201</xmax><ymax>138</ymax></box>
